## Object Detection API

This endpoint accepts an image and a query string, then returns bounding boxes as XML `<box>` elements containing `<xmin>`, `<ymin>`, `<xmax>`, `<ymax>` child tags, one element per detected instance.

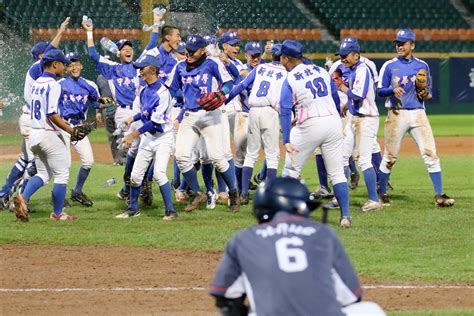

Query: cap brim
<box><xmin>119</xmin><ymin>41</ymin><xmax>134</xmax><ymax>50</ymax></box>
<box><xmin>133</xmin><ymin>62</ymin><xmax>147</xmax><ymax>69</ymax></box>
<box><xmin>226</xmin><ymin>39</ymin><xmax>240</xmax><ymax>45</ymax></box>
<box><xmin>246</xmin><ymin>50</ymin><xmax>262</xmax><ymax>55</ymax></box>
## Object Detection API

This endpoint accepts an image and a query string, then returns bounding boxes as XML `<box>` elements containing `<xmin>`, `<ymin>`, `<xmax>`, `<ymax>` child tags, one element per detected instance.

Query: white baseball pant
<box><xmin>282</xmin><ymin>115</ymin><xmax>346</xmax><ymax>185</ymax></box>
<box><xmin>244</xmin><ymin>106</ymin><xmax>279</xmax><ymax>170</ymax></box>
<box><xmin>380</xmin><ymin>109</ymin><xmax>441</xmax><ymax>174</ymax></box>
<box><xmin>175</xmin><ymin>109</ymin><xmax>229</xmax><ymax>173</ymax></box>
<box><xmin>28</xmin><ymin>130</ymin><xmax>70</xmax><ymax>184</ymax></box>
<box><xmin>234</xmin><ymin>111</ymin><xmax>249</xmax><ymax>168</ymax></box>
<box><xmin>342</xmin><ymin>116</ymin><xmax>379</xmax><ymax>171</ymax></box>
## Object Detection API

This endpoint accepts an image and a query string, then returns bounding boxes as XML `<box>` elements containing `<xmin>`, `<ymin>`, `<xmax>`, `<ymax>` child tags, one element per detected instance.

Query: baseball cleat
<box><xmin>340</xmin><ymin>216</ymin><xmax>352</xmax><ymax>229</ymax></box>
<box><xmin>361</xmin><ymin>200</ymin><xmax>382</xmax><ymax>212</ymax></box>
<box><xmin>349</xmin><ymin>172</ymin><xmax>360</xmax><ymax>190</ymax></box>
<box><xmin>249</xmin><ymin>181</ymin><xmax>258</xmax><ymax>191</ymax></box>
<box><xmin>50</xmin><ymin>212</ymin><xmax>77</xmax><ymax>221</ymax></box>
<box><xmin>206</xmin><ymin>191</ymin><xmax>217</xmax><ymax>210</ymax></box>
<box><xmin>217</xmin><ymin>191</ymin><xmax>229</xmax><ymax>204</ymax></box>
<box><xmin>253</xmin><ymin>174</ymin><xmax>264</xmax><ymax>185</ymax></box>
<box><xmin>185</xmin><ymin>192</ymin><xmax>207</xmax><ymax>212</ymax></box>
<box><xmin>175</xmin><ymin>189</ymin><xmax>188</xmax><ymax>202</ymax></box>
<box><xmin>13</xmin><ymin>195</ymin><xmax>28</xmax><ymax>222</ymax></box>
<box><xmin>240</xmin><ymin>193</ymin><xmax>249</xmax><ymax>205</ymax></box>
<box><xmin>0</xmin><ymin>193</ymin><xmax>9</xmax><ymax>210</ymax></box>
<box><xmin>115</xmin><ymin>208</ymin><xmax>141</xmax><ymax>218</ymax></box>
<box><xmin>116</xmin><ymin>188</ymin><xmax>129</xmax><ymax>202</ymax></box>
<box><xmin>434</xmin><ymin>194</ymin><xmax>455</xmax><ymax>207</ymax></box>
<box><xmin>162</xmin><ymin>211</ymin><xmax>178</xmax><ymax>221</ymax></box>
<box><xmin>379</xmin><ymin>193</ymin><xmax>391</xmax><ymax>206</ymax></box>
<box><xmin>326</xmin><ymin>197</ymin><xmax>340</xmax><ymax>209</ymax></box>
<box><xmin>228</xmin><ymin>189</ymin><xmax>241</xmax><ymax>213</ymax></box>
<box><xmin>311</xmin><ymin>185</ymin><xmax>334</xmax><ymax>200</ymax></box>
<box><xmin>70</xmin><ymin>190</ymin><xmax>93</xmax><ymax>207</ymax></box>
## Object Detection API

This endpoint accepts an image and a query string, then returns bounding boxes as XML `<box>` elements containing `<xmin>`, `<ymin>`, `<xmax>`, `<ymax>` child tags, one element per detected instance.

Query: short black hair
<box><xmin>161</xmin><ymin>25</ymin><xmax>179</xmax><ymax>43</ymax></box>
<box><xmin>42</xmin><ymin>60</ymin><xmax>54</xmax><ymax>68</ymax></box>
<box><xmin>272</xmin><ymin>55</ymin><xmax>281</xmax><ymax>62</ymax></box>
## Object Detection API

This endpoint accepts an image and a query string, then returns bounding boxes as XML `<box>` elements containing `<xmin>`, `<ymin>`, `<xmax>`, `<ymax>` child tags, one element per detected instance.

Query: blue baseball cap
<box><xmin>203</xmin><ymin>35</ymin><xmax>217</xmax><ymax>45</ymax></box>
<box><xmin>31</xmin><ymin>41</ymin><xmax>49</xmax><ymax>60</ymax></box>
<box><xmin>115</xmin><ymin>39</ymin><xmax>133</xmax><ymax>50</ymax></box>
<box><xmin>336</xmin><ymin>39</ymin><xmax>360</xmax><ymax>56</ymax></box>
<box><xmin>176</xmin><ymin>41</ymin><xmax>186</xmax><ymax>54</ymax></box>
<box><xmin>185</xmin><ymin>34</ymin><xmax>207</xmax><ymax>51</ymax></box>
<box><xmin>245</xmin><ymin>42</ymin><xmax>262</xmax><ymax>55</ymax></box>
<box><xmin>342</xmin><ymin>36</ymin><xmax>359</xmax><ymax>44</ymax></box>
<box><xmin>133</xmin><ymin>52</ymin><xmax>163</xmax><ymax>69</ymax></box>
<box><xmin>271</xmin><ymin>43</ymin><xmax>282</xmax><ymax>56</ymax></box>
<box><xmin>393</xmin><ymin>28</ymin><xmax>416</xmax><ymax>43</ymax></box>
<box><xmin>65</xmin><ymin>52</ymin><xmax>81</xmax><ymax>63</ymax></box>
<box><xmin>302</xmin><ymin>57</ymin><xmax>313</xmax><ymax>65</ymax></box>
<box><xmin>281</xmin><ymin>40</ymin><xmax>304</xmax><ymax>58</ymax></box>
<box><xmin>219</xmin><ymin>31</ymin><xmax>240</xmax><ymax>45</ymax></box>
<box><xmin>41</xmin><ymin>48</ymin><xmax>70</xmax><ymax>65</ymax></box>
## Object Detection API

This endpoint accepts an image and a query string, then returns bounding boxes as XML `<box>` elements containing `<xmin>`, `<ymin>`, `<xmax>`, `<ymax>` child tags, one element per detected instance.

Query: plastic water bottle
<box><xmin>100</xmin><ymin>37</ymin><xmax>119</xmax><ymax>55</ymax></box>
<box><xmin>102</xmin><ymin>177</ymin><xmax>116</xmax><ymax>188</ymax></box>
<box><xmin>152</xmin><ymin>7</ymin><xmax>166</xmax><ymax>17</ymax></box>
<box><xmin>82</xmin><ymin>15</ymin><xmax>93</xmax><ymax>28</ymax></box>
<box><xmin>142</xmin><ymin>21</ymin><xmax>165</xmax><ymax>32</ymax></box>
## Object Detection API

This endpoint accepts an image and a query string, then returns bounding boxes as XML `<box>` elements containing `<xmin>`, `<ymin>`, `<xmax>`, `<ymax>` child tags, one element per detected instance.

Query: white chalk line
<box><xmin>0</xmin><ymin>285</ymin><xmax>472</xmax><ymax>293</ymax></box>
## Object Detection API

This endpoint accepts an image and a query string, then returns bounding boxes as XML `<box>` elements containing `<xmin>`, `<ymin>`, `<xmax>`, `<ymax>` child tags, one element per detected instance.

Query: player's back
<box><xmin>234</xmin><ymin>215</ymin><xmax>349</xmax><ymax>315</ymax></box>
<box><xmin>30</xmin><ymin>73</ymin><xmax>61</xmax><ymax>131</ymax></box>
<box><xmin>248</xmin><ymin>62</ymin><xmax>287</xmax><ymax>110</ymax></box>
<box><xmin>287</xmin><ymin>63</ymin><xmax>339</xmax><ymax>121</ymax></box>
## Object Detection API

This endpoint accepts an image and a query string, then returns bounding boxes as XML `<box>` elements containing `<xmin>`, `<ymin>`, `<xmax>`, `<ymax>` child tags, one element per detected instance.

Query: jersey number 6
<box><xmin>305</xmin><ymin>77</ymin><xmax>328</xmax><ymax>98</ymax></box>
<box><xmin>275</xmin><ymin>237</ymin><xmax>308</xmax><ymax>273</ymax></box>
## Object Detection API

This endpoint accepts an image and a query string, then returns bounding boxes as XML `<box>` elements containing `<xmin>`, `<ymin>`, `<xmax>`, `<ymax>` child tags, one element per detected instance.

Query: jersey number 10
<box><xmin>305</xmin><ymin>78</ymin><xmax>328</xmax><ymax>98</ymax></box>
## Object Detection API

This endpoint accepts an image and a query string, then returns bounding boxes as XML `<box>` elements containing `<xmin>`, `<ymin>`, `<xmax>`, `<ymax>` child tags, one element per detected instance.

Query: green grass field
<box><xmin>0</xmin><ymin>114</ymin><xmax>472</xmax><ymax>315</ymax></box>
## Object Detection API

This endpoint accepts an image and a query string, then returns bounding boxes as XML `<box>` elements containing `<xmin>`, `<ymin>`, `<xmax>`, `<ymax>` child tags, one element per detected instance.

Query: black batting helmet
<box><xmin>253</xmin><ymin>177</ymin><xmax>321</xmax><ymax>224</ymax></box>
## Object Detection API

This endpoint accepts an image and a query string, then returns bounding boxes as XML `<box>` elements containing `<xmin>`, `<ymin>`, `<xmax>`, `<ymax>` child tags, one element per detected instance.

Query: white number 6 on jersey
<box><xmin>275</xmin><ymin>237</ymin><xmax>308</xmax><ymax>273</ymax></box>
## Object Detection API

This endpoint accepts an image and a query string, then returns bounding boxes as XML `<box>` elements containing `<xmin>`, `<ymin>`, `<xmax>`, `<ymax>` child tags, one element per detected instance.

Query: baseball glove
<box><xmin>415</xmin><ymin>69</ymin><xmax>429</xmax><ymax>100</ymax></box>
<box><xmin>197</xmin><ymin>91</ymin><xmax>226</xmax><ymax>111</ymax></box>
<box><xmin>71</xmin><ymin>121</ymin><xmax>97</xmax><ymax>142</ymax></box>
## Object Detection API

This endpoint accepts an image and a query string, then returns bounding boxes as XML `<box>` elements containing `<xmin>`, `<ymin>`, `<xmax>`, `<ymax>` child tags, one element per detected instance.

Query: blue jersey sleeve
<box><xmin>168</xmin><ymin>65</ymin><xmax>183</xmax><ymax>98</ymax></box>
<box><xmin>226</xmin><ymin>62</ymin><xmax>240</xmax><ymax>79</ymax></box>
<box><xmin>330</xmin><ymin>79</ymin><xmax>341</xmax><ymax>115</ymax></box>
<box><xmin>377</xmin><ymin>62</ymin><xmax>394</xmax><ymax>97</ymax></box>
<box><xmin>145</xmin><ymin>32</ymin><xmax>159</xmax><ymax>51</ymax></box>
<box><xmin>280</xmin><ymin>79</ymin><xmax>294</xmax><ymax>144</ymax></box>
<box><xmin>87</xmin><ymin>46</ymin><xmax>101</xmax><ymax>63</ymax></box>
<box><xmin>226</xmin><ymin>68</ymin><xmax>256</xmax><ymax>103</ymax></box>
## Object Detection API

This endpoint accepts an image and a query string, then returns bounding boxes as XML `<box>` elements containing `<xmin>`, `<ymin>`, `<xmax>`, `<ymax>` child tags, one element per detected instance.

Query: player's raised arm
<box><xmin>226</xmin><ymin>67</ymin><xmax>257</xmax><ymax>103</ymax></box>
<box><xmin>50</xmin><ymin>17</ymin><xmax>70</xmax><ymax>49</ymax></box>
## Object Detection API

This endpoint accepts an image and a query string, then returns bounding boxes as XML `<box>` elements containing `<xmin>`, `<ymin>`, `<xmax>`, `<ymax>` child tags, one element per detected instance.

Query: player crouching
<box><xmin>116</xmin><ymin>50</ymin><xmax>177</xmax><ymax>220</ymax></box>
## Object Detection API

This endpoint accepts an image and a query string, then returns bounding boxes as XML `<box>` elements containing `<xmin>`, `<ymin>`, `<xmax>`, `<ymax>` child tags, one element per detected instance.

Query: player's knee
<box><xmin>130</xmin><ymin>172</ymin><xmax>142</xmax><ymax>187</ymax></box>
<box><xmin>213</xmin><ymin>158</ymin><xmax>229</xmax><ymax>173</ymax></box>
<box><xmin>358</xmin><ymin>159</ymin><xmax>373</xmax><ymax>172</ymax></box>
<box><xmin>36</xmin><ymin>173</ymin><xmax>50</xmax><ymax>184</ymax></box>
<box><xmin>266</xmin><ymin>158</ymin><xmax>279</xmax><ymax>170</ymax></box>
<box><xmin>53</xmin><ymin>170</ymin><xmax>69</xmax><ymax>184</ymax></box>
<box><xmin>154</xmin><ymin>171</ymin><xmax>168</xmax><ymax>186</ymax></box>
<box><xmin>331</xmin><ymin>174</ymin><xmax>348</xmax><ymax>185</ymax></box>
<box><xmin>82</xmin><ymin>159</ymin><xmax>94</xmax><ymax>170</ymax></box>
<box><xmin>282</xmin><ymin>167</ymin><xmax>299</xmax><ymax>179</ymax></box>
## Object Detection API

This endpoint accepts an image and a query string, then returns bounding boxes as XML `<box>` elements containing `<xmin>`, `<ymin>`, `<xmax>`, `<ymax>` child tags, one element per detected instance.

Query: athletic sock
<box><xmin>348</xmin><ymin>156</ymin><xmax>358</xmax><ymax>174</ymax></box>
<box><xmin>241</xmin><ymin>166</ymin><xmax>253</xmax><ymax>195</ymax></box>
<box><xmin>429</xmin><ymin>171</ymin><xmax>443</xmax><ymax>195</ymax></box>
<box><xmin>22</xmin><ymin>175</ymin><xmax>44</xmax><ymax>201</ymax></box>
<box><xmin>129</xmin><ymin>185</ymin><xmax>141</xmax><ymax>209</ymax></box>
<box><xmin>74</xmin><ymin>167</ymin><xmax>91</xmax><ymax>193</ymax></box>
<box><xmin>0</xmin><ymin>162</ymin><xmax>25</xmax><ymax>196</ymax></box>
<box><xmin>378</xmin><ymin>171</ymin><xmax>390</xmax><ymax>195</ymax></box>
<box><xmin>363</xmin><ymin>168</ymin><xmax>379</xmax><ymax>202</ymax></box>
<box><xmin>344</xmin><ymin>166</ymin><xmax>350</xmax><ymax>180</ymax></box>
<box><xmin>220</xmin><ymin>161</ymin><xmax>237</xmax><ymax>191</ymax></box>
<box><xmin>235</xmin><ymin>166</ymin><xmax>243</xmax><ymax>193</ymax></box>
<box><xmin>201</xmin><ymin>163</ymin><xmax>215</xmax><ymax>193</ymax></box>
<box><xmin>122</xmin><ymin>154</ymin><xmax>135</xmax><ymax>193</ymax></box>
<box><xmin>334</xmin><ymin>182</ymin><xmax>350</xmax><ymax>217</ymax></box>
<box><xmin>52</xmin><ymin>183</ymin><xmax>67</xmax><ymax>216</ymax></box>
<box><xmin>316</xmin><ymin>154</ymin><xmax>329</xmax><ymax>190</ymax></box>
<box><xmin>371</xmin><ymin>152</ymin><xmax>382</xmax><ymax>181</ymax></box>
<box><xmin>159</xmin><ymin>182</ymin><xmax>175</xmax><ymax>212</ymax></box>
<box><xmin>182</xmin><ymin>168</ymin><xmax>202</xmax><ymax>193</ymax></box>
<box><xmin>259</xmin><ymin>159</ymin><xmax>267</xmax><ymax>181</ymax></box>
<box><xmin>215</xmin><ymin>169</ymin><xmax>227</xmax><ymax>193</ymax></box>
<box><xmin>266</xmin><ymin>168</ymin><xmax>277</xmax><ymax>181</ymax></box>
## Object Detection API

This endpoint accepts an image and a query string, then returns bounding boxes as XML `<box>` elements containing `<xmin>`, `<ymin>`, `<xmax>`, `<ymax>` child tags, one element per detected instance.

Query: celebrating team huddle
<box><xmin>1</xmin><ymin>11</ymin><xmax>455</xmax><ymax>228</ymax></box>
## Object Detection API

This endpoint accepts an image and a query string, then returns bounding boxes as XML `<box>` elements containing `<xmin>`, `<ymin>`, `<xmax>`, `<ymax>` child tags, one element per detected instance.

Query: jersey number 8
<box><xmin>256</xmin><ymin>80</ymin><xmax>270</xmax><ymax>97</ymax></box>
<box><xmin>31</xmin><ymin>99</ymin><xmax>41</xmax><ymax>120</ymax></box>
<box><xmin>275</xmin><ymin>237</ymin><xmax>308</xmax><ymax>273</ymax></box>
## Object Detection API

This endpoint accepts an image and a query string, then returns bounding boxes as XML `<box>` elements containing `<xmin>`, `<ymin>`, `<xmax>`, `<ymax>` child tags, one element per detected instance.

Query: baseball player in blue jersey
<box><xmin>377</xmin><ymin>29</ymin><xmax>455</xmax><ymax>207</ymax></box>
<box><xmin>334</xmin><ymin>38</ymin><xmax>382</xmax><ymax>212</ymax></box>
<box><xmin>0</xmin><ymin>18</ymin><xmax>70</xmax><ymax>209</ymax></box>
<box><xmin>13</xmin><ymin>49</ymin><xmax>87</xmax><ymax>222</ymax></box>
<box><xmin>226</xmin><ymin>44</ymin><xmax>286</xmax><ymax>205</ymax></box>
<box><xmin>279</xmin><ymin>40</ymin><xmax>352</xmax><ymax>228</ymax></box>
<box><xmin>116</xmin><ymin>51</ymin><xmax>177</xmax><ymax>220</ymax></box>
<box><xmin>167</xmin><ymin>34</ymin><xmax>241</xmax><ymax>213</ymax></box>
<box><xmin>58</xmin><ymin>52</ymin><xmax>100</xmax><ymax>207</ymax></box>
<box><xmin>210</xmin><ymin>177</ymin><xmax>386</xmax><ymax>316</ymax></box>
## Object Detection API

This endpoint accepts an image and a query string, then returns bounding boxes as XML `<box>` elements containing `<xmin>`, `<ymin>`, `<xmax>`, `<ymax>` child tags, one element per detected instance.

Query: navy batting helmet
<box><xmin>253</xmin><ymin>177</ymin><xmax>321</xmax><ymax>223</ymax></box>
